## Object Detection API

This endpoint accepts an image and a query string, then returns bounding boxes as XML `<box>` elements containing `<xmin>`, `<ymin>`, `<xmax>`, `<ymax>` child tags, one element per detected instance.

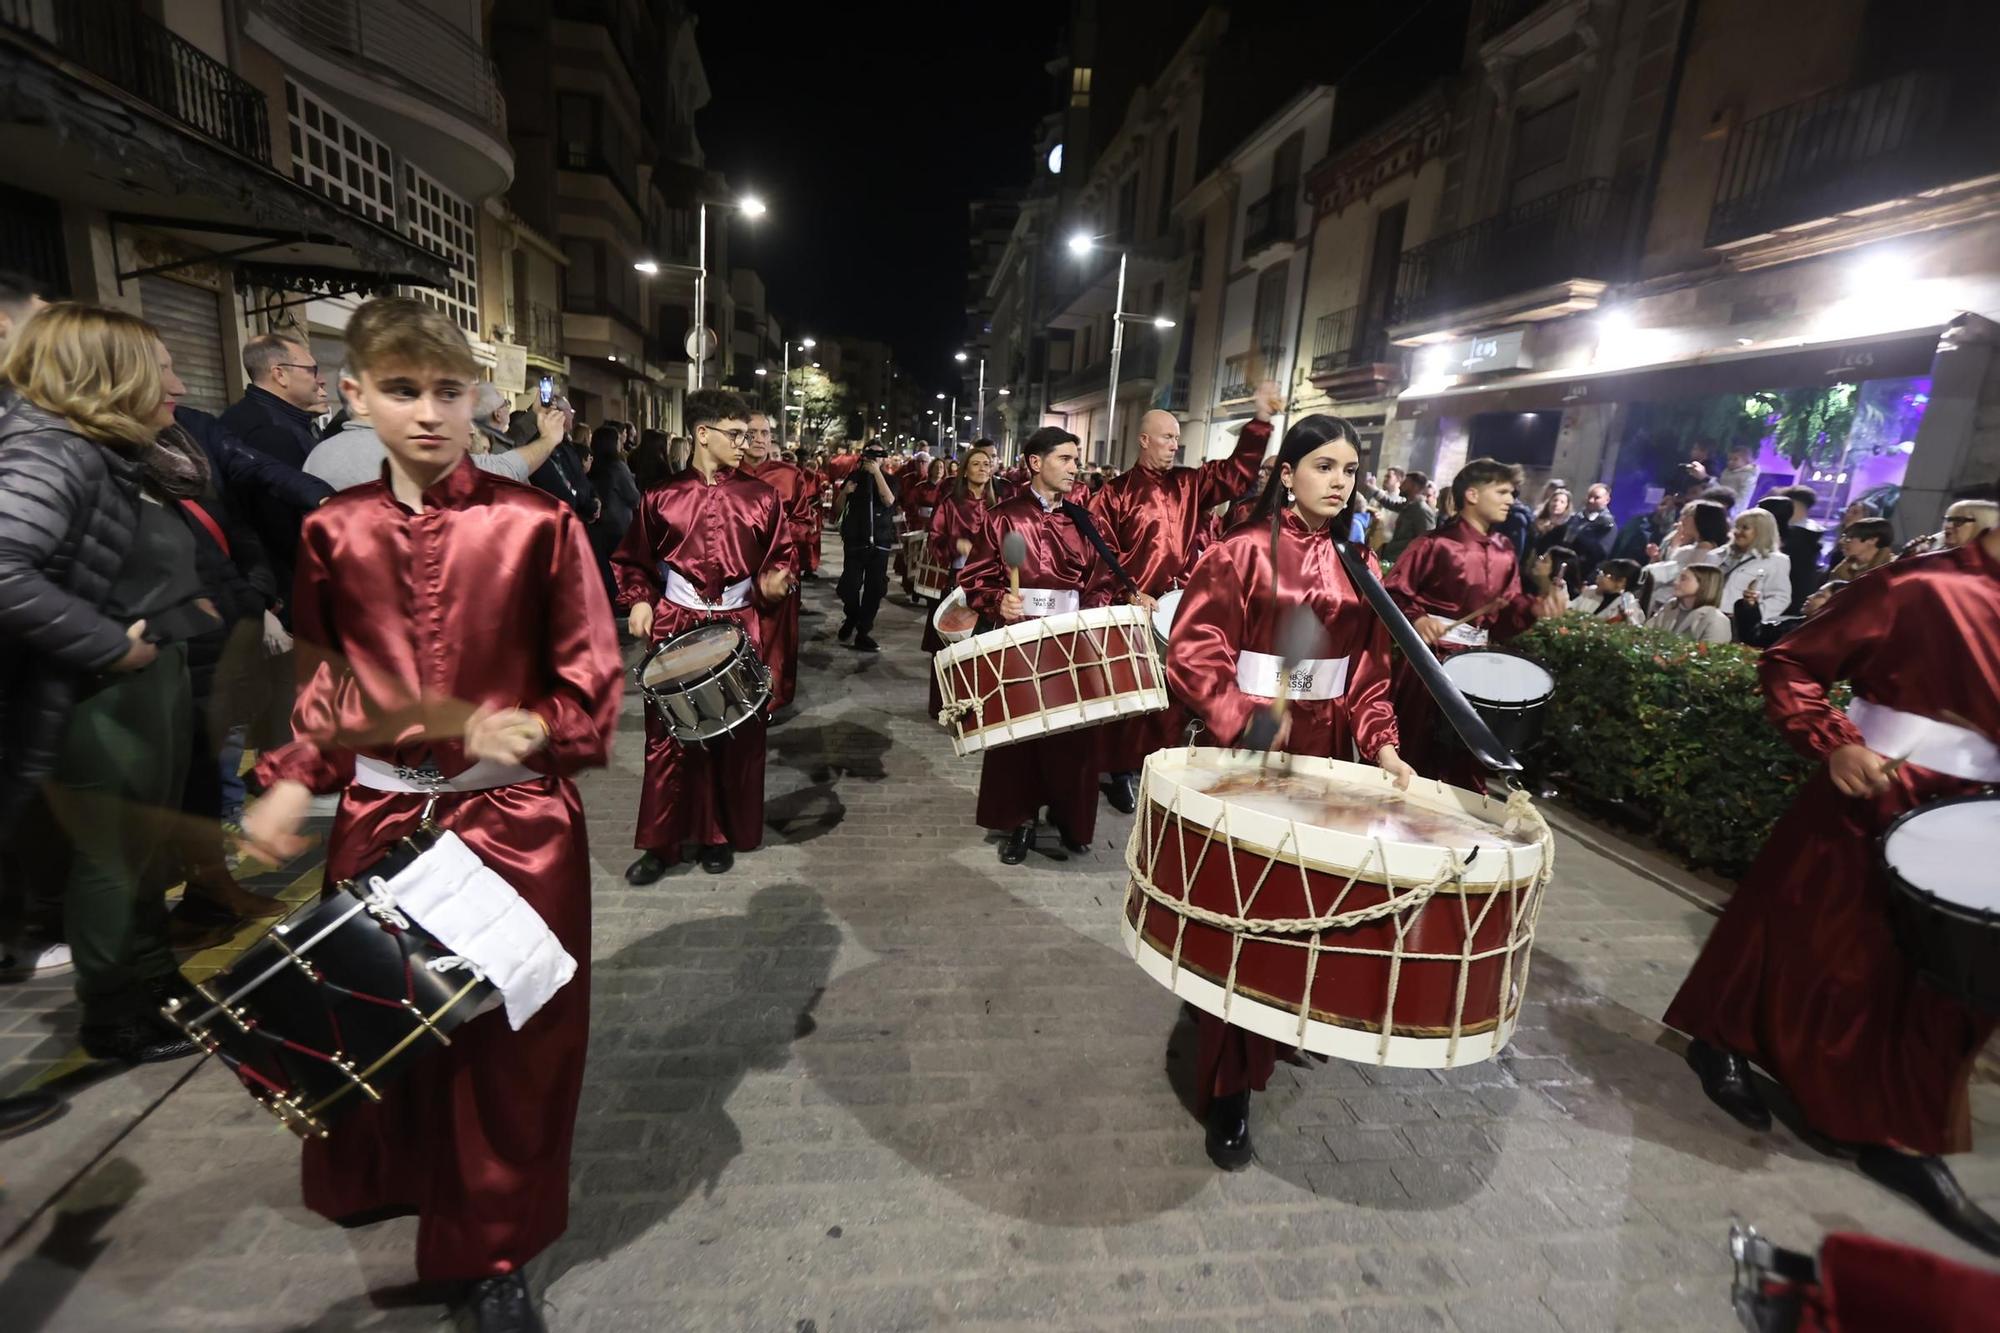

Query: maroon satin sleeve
<box><xmin>256</xmin><ymin>520</ymin><xmax>355</xmax><ymax>794</ymax></box>
<box><xmin>958</xmin><ymin>507</ymin><xmax>1009</xmax><ymax>616</ymax></box>
<box><xmin>525</xmin><ymin>506</ymin><xmax>624</xmax><ymax>774</ymax></box>
<box><xmin>1077</xmin><ymin>511</ymin><xmax>1120</xmax><ymax>611</ymax></box>
<box><xmin>1195</xmin><ymin>418</ymin><xmax>1270</xmax><ymax>508</ymax></box>
<box><xmin>1382</xmin><ymin>532</ymin><xmax>1440</xmax><ymax>619</ymax></box>
<box><xmin>1345</xmin><ymin>548</ymin><xmax>1400</xmax><ymax>761</ymax></box>
<box><xmin>1758</xmin><ymin>560</ymin><xmax>1895</xmax><ymax>760</ymax></box>
<box><xmin>1167</xmin><ymin>543</ymin><xmax>1261</xmax><ymax>746</ymax></box>
<box><xmin>611</xmin><ymin>489</ymin><xmax>663</xmax><ymax>613</ymax></box>
<box><xmin>748</xmin><ymin>486</ymin><xmax>792</xmax><ymax>610</ymax></box>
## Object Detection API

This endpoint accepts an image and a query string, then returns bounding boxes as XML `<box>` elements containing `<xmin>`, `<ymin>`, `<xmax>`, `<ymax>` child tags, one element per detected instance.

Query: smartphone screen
<box><xmin>538</xmin><ymin>375</ymin><xmax>554</xmax><ymax>405</ymax></box>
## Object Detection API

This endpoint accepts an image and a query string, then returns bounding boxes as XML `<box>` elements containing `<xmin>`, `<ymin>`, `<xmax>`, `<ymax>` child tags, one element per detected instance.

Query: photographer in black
<box><xmin>835</xmin><ymin>443</ymin><xmax>899</xmax><ymax>652</ymax></box>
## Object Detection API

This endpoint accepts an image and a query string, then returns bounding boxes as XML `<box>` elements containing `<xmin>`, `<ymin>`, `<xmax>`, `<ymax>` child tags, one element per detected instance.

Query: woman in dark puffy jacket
<box><xmin>0</xmin><ymin>303</ymin><xmax>216</xmax><ymax>1064</ymax></box>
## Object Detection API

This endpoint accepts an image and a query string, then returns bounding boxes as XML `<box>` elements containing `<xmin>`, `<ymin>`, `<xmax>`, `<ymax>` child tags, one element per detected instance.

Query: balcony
<box><xmin>508</xmin><ymin>299</ymin><xmax>565</xmax><ymax>365</ymax></box>
<box><xmin>1218</xmin><ymin>351</ymin><xmax>1272</xmax><ymax>405</ymax></box>
<box><xmin>1163</xmin><ymin>371</ymin><xmax>1191</xmax><ymax>412</ymax></box>
<box><xmin>1391</xmin><ymin>178</ymin><xmax>1627</xmax><ymax>330</ymax></box>
<box><xmin>1048</xmin><ymin>343</ymin><xmax>1158</xmax><ymax>408</ymax></box>
<box><xmin>1</xmin><ymin>0</ymin><xmax>270</xmax><ymax>161</ymax></box>
<box><xmin>1705</xmin><ymin>70</ymin><xmax>1995</xmax><ymax>249</ymax></box>
<box><xmin>1242</xmin><ymin>188</ymin><xmax>1295</xmax><ymax>261</ymax></box>
<box><xmin>1307</xmin><ymin>305</ymin><xmax>1400</xmax><ymax>403</ymax></box>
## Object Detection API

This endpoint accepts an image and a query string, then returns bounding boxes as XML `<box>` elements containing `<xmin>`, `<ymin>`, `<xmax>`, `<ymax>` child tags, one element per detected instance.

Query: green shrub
<box><xmin>1511</xmin><ymin>617</ymin><xmax>1842</xmax><ymax>877</ymax></box>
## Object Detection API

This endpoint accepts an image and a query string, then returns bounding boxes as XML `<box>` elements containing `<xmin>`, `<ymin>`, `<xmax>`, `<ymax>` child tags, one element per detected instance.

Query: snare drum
<box><xmin>163</xmin><ymin>829</ymin><xmax>500</xmax><ymax>1138</ymax></box>
<box><xmin>910</xmin><ymin>535</ymin><xmax>953</xmax><ymax>602</ymax></box>
<box><xmin>1151</xmin><ymin>588</ymin><xmax>1184</xmax><ymax>656</ymax></box>
<box><xmin>1122</xmin><ymin>748</ymin><xmax>1553</xmax><ymax>1067</ymax></box>
<box><xmin>934</xmin><ymin>603</ymin><xmax>1166</xmax><ymax>755</ymax></box>
<box><xmin>931</xmin><ymin>586</ymin><xmax>979</xmax><ymax>644</ymax></box>
<box><xmin>1439</xmin><ymin>651</ymin><xmax>1555</xmax><ymax>755</ymax></box>
<box><xmin>1882</xmin><ymin>795</ymin><xmax>2000</xmax><ymax>1015</ymax></box>
<box><xmin>636</xmin><ymin>621</ymin><xmax>771</xmax><ymax>743</ymax></box>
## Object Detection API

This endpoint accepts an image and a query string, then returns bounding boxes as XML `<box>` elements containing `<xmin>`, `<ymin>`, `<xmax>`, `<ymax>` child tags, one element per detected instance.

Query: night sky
<box><xmin>692</xmin><ymin>1</ymin><xmax>1069</xmax><ymax>394</ymax></box>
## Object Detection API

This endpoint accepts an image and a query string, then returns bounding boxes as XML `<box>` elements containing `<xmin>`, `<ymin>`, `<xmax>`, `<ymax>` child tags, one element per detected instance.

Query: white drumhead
<box><xmin>1441</xmin><ymin>651</ymin><xmax>1554</xmax><ymax>706</ymax></box>
<box><xmin>1886</xmin><ymin>801</ymin><xmax>2000</xmax><ymax>911</ymax></box>
<box><xmin>931</xmin><ymin>586</ymin><xmax>978</xmax><ymax>642</ymax></box>
<box><xmin>643</xmin><ymin>623</ymin><xmax>741</xmax><ymax>687</ymax></box>
<box><xmin>1154</xmin><ymin>588</ymin><xmax>1183</xmax><ymax>643</ymax></box>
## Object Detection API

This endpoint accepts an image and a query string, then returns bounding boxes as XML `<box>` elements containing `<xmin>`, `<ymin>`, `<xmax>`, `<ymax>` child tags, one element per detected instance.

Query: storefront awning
<box><xmin>1396</xmin><ymin>325</ymin><xmax>1945</xmax><ymax>420</ymax></box>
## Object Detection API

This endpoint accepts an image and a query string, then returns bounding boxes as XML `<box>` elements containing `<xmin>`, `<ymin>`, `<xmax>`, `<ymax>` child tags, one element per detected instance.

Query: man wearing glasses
<box><xmin>613</xmin><ymin>389</ymin><xmax>794</xmax><ymax>883</ymax></box>
<box><xmin>220</xmin><ymin>333</ymin><xmax>334</xmax><ymax>633</ymax></box>
<box><xmin>1941</xmin><ymin>499</ymin><xmax>1999</xmax><ymax>550</ymax></box>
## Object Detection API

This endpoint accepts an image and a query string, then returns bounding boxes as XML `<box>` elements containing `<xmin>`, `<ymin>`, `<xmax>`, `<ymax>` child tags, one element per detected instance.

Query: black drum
<box><xmin>162</xmin><ymin>828</ymin><xmax>499</xmax><ymax>1139</ymax></box>
<box><xmin>1881</xmin><ymin>794</ymin><xmax>2000</xmax><ymax>1014</ymax></box>
<box><xmin>1437</xmin><ymin>651</ymin><xmax>1555</xmax><ymax>755</ymax></box>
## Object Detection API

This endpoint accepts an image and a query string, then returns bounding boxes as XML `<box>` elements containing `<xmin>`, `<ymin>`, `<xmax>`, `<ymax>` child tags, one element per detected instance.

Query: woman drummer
<box><xmin>920</xmin><ymin>443</ymin><xmax>1004</xmax><ymax>715</ymax></box>
<box><xmin>1166</xmin><ymin>413</ymin><xmax>1415</xmax><ymax>1170</ymax></box>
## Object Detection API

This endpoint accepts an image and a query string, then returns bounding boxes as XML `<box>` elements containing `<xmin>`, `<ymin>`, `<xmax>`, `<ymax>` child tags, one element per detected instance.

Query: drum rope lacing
<box><xmin>1127</xmin><ymin>756</ymin><xmax>1554</xmax><ymax>1065</ymax></box>
<box><xmin>934</xmin><ymin>607</ymin><xmax>1166</xmax><ymax>745</ymax></box>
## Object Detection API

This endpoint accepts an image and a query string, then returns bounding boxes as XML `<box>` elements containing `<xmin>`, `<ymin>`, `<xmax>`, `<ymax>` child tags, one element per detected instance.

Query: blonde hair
<box><xmin>344</xmin><ymin>296</ymin><xmax>478</xmax><ymax>379</ymax></box>
<box><xmin>1681</xmin><ymin>563</ymin><xmax>1724</xmax><ymax>608</ymax></box>
<box><xmin>1733</xmin><ymin>507</ymin><xmax>1779</xmax><ymax>556</ymax></box>
<box><xmin>0</xmin><ymin>302</ymin><xmax>164</xmax><ymax>446</ymax></box>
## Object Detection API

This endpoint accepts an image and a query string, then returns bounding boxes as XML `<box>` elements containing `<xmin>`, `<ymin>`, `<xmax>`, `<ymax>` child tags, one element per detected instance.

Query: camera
<box><xmin>862</xmin><ymin>446</ymin><xmax>887</xmax><ymax>460</ymax></box>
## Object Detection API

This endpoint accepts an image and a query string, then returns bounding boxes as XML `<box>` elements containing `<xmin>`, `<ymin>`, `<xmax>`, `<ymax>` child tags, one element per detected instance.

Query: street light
<box><xmin>691</xmin><ymin>193</ymin><xmax>767</xmax><ymax>391</ymax></box>
<box><xmin>957</xmin><ymin>349</ymin><xmax>988</xmax><ymax>437</ymax></box>
<box><xmin>1067</xmin><ymin>232</ymin><xmax>1176</xmax><ymax>463</ymax></box>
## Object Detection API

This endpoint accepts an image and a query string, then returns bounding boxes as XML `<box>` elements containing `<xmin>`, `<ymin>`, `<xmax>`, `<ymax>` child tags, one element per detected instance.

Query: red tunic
<box><xmin>920</xmin><ymin>487</ymin><xmax>1002</xmax><ymax>715</ymax></box>
<box><xmin>611</xmin><ymin>467</ymin><xmax>791</xmax><ymax>859</ymax></box>
<box><xmin>1381</xmin><ymin>519</ymin><xmax>1537</xmax><ymax>787</ymax></box>
<box><xmin>744</xmin><ymin>458</ymin><xmax>816</xmax><ymax>710</ymax></box>
<box><xmin>957</xmin><ymin>490</ymin><xmax>1122</xmax><ymax>842</ymax></box>
<box><xmin>1166</xmin><ymin>508</ymin><xmax>1400</xmax><ymax>1108</ymax></box>
<box><xmin>1090</xmin><ymin>420</ymin><xmax>1269</xmax><ymax>769</ymax></box>
<box><xmin>1665</xmin><ymin>541</ymin><xmax>2000</xmax><ymax>1154</ymax></box>
<box><xmin>255</xmin><ymin>460</ymin><xmax>622</xmax><ymax>1283</ymax></box>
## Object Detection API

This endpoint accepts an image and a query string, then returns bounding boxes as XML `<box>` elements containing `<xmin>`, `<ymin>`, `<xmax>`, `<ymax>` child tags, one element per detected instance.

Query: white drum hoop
<box><xmin>934</xmin><ymin>602</ymin><xmax>1167</xmax><ymax>755</ymax></box>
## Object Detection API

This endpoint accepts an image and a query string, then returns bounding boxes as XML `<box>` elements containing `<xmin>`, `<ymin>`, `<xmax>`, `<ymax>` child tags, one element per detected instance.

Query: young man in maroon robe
<box><xmin>242</xmin><ymin>297</ymin><xmax>621</xmax><ymax>1333</ymax></box>
<box><xmin>615</xmin><ymin>389</ymin><xmax>793</xmax><ymax>883</ymax></box>
<box><xmin>740</xmin><ymin>410</ymin><xmax>814</xmax><ymax>712</ymax></box>
<box><xmin>1667</xmin><ymin>525</ymin><xmax>2000</xmax><ymax>1254</ymax></box>
<box><xmin>1088</xmin><ymin>385</ymin><xmax>1275</xmax><ymax>811</ymax></box>
<box><xmin>1382</xmin><ymin>457</ymin><xmax>1565</xmax><ymax>788</ymax></box>
<box><xmin>957</xmin><ymin>426</ymin><xmax>1153</xmax><ymax>864</ymax></box>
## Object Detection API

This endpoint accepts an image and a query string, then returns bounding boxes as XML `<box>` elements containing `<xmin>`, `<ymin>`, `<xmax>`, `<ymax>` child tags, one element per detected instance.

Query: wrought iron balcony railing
<box><xmin>1218</xmin><ymin>351</ymin><xmax>1273</xmax><ymax>404</ymax></box>
<box><xmin>1310</xmin><ymin>305</ymin><xmax>1390</xmax><ymax>376</ymax></box>
<box><xmin>1049</xmin><ymin>343</ymin><xmax>1158</xmax><ymax>405</ymax></box>
<box><xmin>1704</xmin><ymin>70</ymin><xmax>1984</xmax><ymax>247</ymax></box>
<box><xmin>507</xmin><ymin>299</ymin><xmax>565</xmax><ymax>362</ymax></box>
<box><xmin>1</xmin><ymin>0</ymin><xmax>271</xmax><ymax>162</ymax></box>
<box><xmin>1392</xmin><ymin>178</ymin><xmax>1628</xmax><ymax>325</ymax></box>
<box><xmin>1242</xmin><ymin>188</ymin><xmax>1295</xmax><ymax>258</ymax></box>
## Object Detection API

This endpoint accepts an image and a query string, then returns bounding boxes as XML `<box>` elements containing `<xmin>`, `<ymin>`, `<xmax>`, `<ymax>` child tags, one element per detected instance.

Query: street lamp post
<box><xmin>685</xmin><ymin>193</ymin><xmax>766</xmax><ymax>392</ymax></box>
<box><xmin>956</xmin><ymin>349</ymin><xmax>987</xmax><ymax>439</ymax></box>
<box><xmin>1068</xmin><ymin>232</ymin><xmax>1176</xmax><ymax>465</ymax></box>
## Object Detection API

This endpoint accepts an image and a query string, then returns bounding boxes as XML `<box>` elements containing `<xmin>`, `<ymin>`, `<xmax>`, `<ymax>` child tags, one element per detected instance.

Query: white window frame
<box><xmin>285</xmin><ymin>80</ymin><xmax>395</xmax><ymax>227</ymax></box>
<box><xmin>401</xmin><ymin>161</ymin><xmax>480</xmax><ymax>336</ymax></box>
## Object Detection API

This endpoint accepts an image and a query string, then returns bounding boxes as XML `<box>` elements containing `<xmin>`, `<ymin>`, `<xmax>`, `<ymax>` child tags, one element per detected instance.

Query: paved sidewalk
<box><xmin>2</xmin><ymin>553</ymin><xmax>1994</xmax><ymax>1332</ymax></box>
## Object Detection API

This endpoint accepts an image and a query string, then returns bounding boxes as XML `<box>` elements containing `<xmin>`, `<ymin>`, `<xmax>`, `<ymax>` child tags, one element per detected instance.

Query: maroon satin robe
<box><xmin>745</xmin><ymin>458</ymin><xmax>816</xmax><ymax>711</ymax></box>
<box><xmin>1381</xmin><ymin>519</ymin><xmax>1538</xmax><ymax>788</ymax></box>
<box><xmin>921</xmin><ymin>487</ymin><xmax>1001</xmax><ymax>716</ymax></box>
<box><xmin>958</xmin><ymin>490</ymin><xmax>1121</xmax><ymax>842</ymax></box>
<box><xmin>255</xmin><ymin>460</ymin><xmax>622</xmax><ymax>1283</ymax></box>
<box><xmin>1665</xmin><ymin>541</ymin><xmax>2000</xmax><ymax>1154</ymax></box>
<box><xmin>1167</xmin><ymin>510</ymin><xmax>1400</xmax><ymax>1104</ymax></box>
<box><xmin>1091</xmin><ymin>420</ymin><xmax>1270</xmax><ymax>770</ymax></box>
<box><xmin>612</xmin><ymin>467</ymin><xmax>791</xmax><ymax>860</ymax></box>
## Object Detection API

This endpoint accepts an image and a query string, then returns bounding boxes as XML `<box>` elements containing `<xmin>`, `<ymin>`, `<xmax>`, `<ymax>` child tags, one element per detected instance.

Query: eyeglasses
<box><xmin>1943</xmin><ymin>515</ymin><xmax>1978</xmax><ymax>527</ymax></box>
<box><xmin>277</xmin><ymin>362</ymin><xmax>321</xmax><ymax>377</ymax></box>
<box><xmin>700</xmin><ymin>425</ymin><xmax>749</xmax><ymax>445</ymax></box>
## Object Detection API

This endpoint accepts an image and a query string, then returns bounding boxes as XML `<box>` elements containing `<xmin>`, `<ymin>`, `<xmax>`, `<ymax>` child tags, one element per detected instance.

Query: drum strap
<box><xmin>1059</xmin><ymin>501</ymin><xmax>1141</xmax><ymax>598</ymax></box>
<box><xmin>353</xmin><ymin>756</ymin><xmax>541</xmax><ymax>793</ymax></box>
<box><xmin>1849</xmin><ymin>698</ymin><xmax>2000</xmax><ymax>782</ymax></box>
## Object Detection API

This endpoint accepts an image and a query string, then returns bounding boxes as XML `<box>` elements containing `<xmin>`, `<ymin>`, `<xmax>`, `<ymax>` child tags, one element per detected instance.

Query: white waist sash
<box><xmin>1018</xmin><ymin>587</ymin><xmax>1080</xmax><ymax>618</ymax></box>
<box><xmin>1237</xmin><ymin>651</ymin><xmax>1351</xmax><ymax>702</ymax></box>
<box><xmin>1849</xmin><ymin>698</ymin><xmax>2000</xmax><ymax>783</ymax></box>
<box><xmin>353</xmin><ymin>756</ymin><xmax>540</xmax><ymax>793</ymax></box>
<box><xmin>1440</xmin><ymin>622</ymin><xmax>1490</xmax><ymax>648</ymax></box>
<box><xmin>664</xmin><ymin>568</ymin><xmax>752</xmax><ymax>612</ymax></box>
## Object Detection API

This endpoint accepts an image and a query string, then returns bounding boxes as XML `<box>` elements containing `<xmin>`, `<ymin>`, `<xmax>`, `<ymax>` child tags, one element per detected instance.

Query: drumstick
<box><xmin>1001</xmin><ymin>530</ymin><xmax>1027</xmax><ymax>598</ymax></box>
<box><xmin>1263</xmin><ymin>605</ymin><xmax>1327</xmax><ymax>768</ymax></box>
<box><xmin>1435</xmin><ymin>598</ymin><xmax>1502</xmax><ymax>643</ymax></box>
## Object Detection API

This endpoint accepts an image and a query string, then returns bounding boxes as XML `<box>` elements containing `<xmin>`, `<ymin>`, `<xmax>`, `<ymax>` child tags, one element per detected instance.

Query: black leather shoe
<box><xmin>837</xmin><ymin>620</ymin><xmax>855</xmax><ymax>643</ymax></box>
<box><xmin>452</xmin><ymin>1271</ymin><xmax>545</xmax><ymax>1333</ymax></box>
<box><xmin>1858</xmin><ymin>1148</ymin><xmax>2000</xmax><ymax>1256</ymax></box>
<box><xmin>854</xmin><ymin>634</ymin><xmax>880</xmax><ymax>653</ymax></box>
<box><xmin>1052</xmin><ymin>822</ymin><xmax>1091</xmax><ymax>855</ymax></box>
<box><xmin>0</xmin><ymin>1090</ymin><xmax>60</xmax><ymax>1138</ymax></box>
<box><xmin>998</xmin><ymin>822</ymin><xmax>1032</xmax><ymax>865</ymax></box>
<box><xmin>624</xmin><ymin>851</ymin><xmax>671</xmax><ymax>885</ymax></box>
<box><xmin>1205</xmin><ymin>1091</ymin><xmax>1253</xmax><ymax>1170</ymax></box>
<box><xmin>1104</xmin><ymin>772</ymin><xmax>1138</xmax><ymax>814</ymax></box>
<box><xmin>1685</xmin><ymin>1038</ymin><xmax>1771</xmax><ymax>1131</ymax></box>
<box><xmin>80</xmin><ymin>1019</ymin><xmax>200</xmax><ymax>1065</ymax></box>
<box><xmin>699</xmin><ymin>843</ymin><xmax>734</xmax><ymax>875</ymax></box>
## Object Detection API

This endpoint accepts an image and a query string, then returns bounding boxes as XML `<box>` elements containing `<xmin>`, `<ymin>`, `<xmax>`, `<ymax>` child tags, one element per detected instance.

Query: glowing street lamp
<box><xmin>691</xmin><ymin>193</ymin><xmax>767</xmax><ymax>391</ymax></box>
<box><xmin>1067</xmin><ymin>232</ymin><xmax>1176</xmax><ymax>460</ymax></box>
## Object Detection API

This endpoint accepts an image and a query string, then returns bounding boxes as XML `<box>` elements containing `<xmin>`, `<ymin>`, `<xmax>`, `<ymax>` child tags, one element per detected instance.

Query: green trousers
<box><xmin>52</xmin><ymin>642</ymin><xmax>192</xmax><ymax>1027</ymax></box>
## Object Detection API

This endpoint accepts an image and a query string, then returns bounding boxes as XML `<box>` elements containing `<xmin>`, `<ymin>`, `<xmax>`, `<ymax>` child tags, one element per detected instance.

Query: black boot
<box><xmin>1052</xmin><ymin>822</ymin><xmax>1091</xmax><ymax>855</ymax></box>
<box><xmin>1104</xmin><ymin>772</ymin><xmax>1138</xmax><ymax>815</ymax></box>
<box><xmin>0</xmin><ymin>1089</ymin><xmax>60</xmax><ymax>1138</ymax></box>
<box><xmin>80</xmin><ymin>1017</ymin><xmax>200</xmax><ymax>1065</ymax></box>
<box><xmin>699</xmin><ymin>843</ymin><xmax>734</xmax><ymax>875</ymax></box>
<box><xmin>998</xmin><ymin>822</ymin><xmax>1032</xmax><ymax>865</ymax></box>
<box><xmin>1205</xmin><ymin>1091</ymin><xmax>1253</xmax><ymax>1170</ymax></box>
<box><xmin>1857</xmin><ymin>1147</ymin><xmax>2000</xmax><ymax>1256</ymax></box>
<box><xmin>624</xmin><ymin>851</ymin><xmax>671</xmax><ymax>885</ymax></box>
<box><xmin>1685</xmin><ymin>1038</ymin><xmax>1771</xmax><ymax>1131</ymax></box>
<box><xmin>452</xmin><ymin>1271</ymin><xmax>545</xmax><ymax>1333</ymax></box>
<box><xmin>837</xmin><ymin>619</ymin><xmax>855</xmax><ymax>643</ymax></box>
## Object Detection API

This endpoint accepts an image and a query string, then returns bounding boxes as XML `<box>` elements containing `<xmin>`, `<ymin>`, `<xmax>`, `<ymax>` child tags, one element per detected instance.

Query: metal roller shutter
<box><xmin>138</xmin><ymin>276</ymin><xmax>229</xmax><ymax>415</ymax></box>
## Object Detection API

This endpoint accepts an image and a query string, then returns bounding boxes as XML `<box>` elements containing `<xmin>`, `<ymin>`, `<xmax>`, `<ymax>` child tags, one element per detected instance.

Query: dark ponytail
<box><xmin>1249</xmin><ymin>413</ymin><xmax>1363</xmax><ymax>523</ymax></box>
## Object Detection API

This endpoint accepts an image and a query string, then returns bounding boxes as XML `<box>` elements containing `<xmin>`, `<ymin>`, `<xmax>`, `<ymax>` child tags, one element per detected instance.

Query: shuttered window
<box><xmin>139</xmin><ymin>276</ymin><xmax>228</xmax><ymax>415</ymax></box>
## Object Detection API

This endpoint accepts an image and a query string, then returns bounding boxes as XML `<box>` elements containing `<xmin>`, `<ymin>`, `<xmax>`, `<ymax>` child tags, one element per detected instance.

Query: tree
<box><xmin>788</xmin><ymin>364</ymin><xmax>850</xmax><ymax>443</ymax></box>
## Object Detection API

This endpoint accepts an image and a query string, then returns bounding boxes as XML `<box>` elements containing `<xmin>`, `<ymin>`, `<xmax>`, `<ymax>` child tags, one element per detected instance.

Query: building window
<box><xmin>1115</xmin><ymin>174</ymin><xmax>1138</xmax><ymax>243</ymax></box>
<box><xmin>402</xmin><ymin>163</ymin><xmax>479</xmax><ymax>336</ymax></box>
<box><xmin>285</xmin><ymin>80</ymin><xmax>394</xmax><ymax>227</ymax></box>
<box><xmin>1071</xmin><ymin>66</ymin><xmax>1092</xmax><ymax>107</ymax></box>
<box><xmin>1509</xmin><ymin>93</ymin><xmax>1579</xmax><ymax>207</ymax></box>
<box><xmin>1156</xmin><ymin>128</ymin><xmax>1179</xmax><ymax>236</ymax></box>
<box><xmin>563</xmin><ymin>238</ymin><xmax>602</xmax><ymax>310</ymax></box>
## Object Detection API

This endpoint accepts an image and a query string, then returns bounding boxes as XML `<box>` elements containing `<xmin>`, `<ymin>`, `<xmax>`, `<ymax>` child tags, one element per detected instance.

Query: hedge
<box><xmin>1510</xmin><ymin>617</ymin><xmax>1844</xmax><ymax>878</ymax></box>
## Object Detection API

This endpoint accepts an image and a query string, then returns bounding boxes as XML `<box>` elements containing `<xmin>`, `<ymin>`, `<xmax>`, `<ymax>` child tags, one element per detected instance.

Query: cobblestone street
<box><xmin>2</xmin><ymin>558</ymin><xmax>1995</xmax><ymax>1332</ymax></box>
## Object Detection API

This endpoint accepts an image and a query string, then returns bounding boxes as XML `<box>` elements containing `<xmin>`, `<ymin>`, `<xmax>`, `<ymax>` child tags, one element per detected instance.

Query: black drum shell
<box><xmin>1433</xmin><ymin>653</ymin><xmax>1553</xmax><ymax>755</ymax></box>
<box><xmin>1882</xmin><ymin>796</ymin><xmax>2000</xmax><ymax>1017</ymax></box>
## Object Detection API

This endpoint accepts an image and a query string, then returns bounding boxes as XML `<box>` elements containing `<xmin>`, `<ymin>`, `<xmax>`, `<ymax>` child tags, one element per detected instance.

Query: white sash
<box><xmin>353</xmin><ymin>756</ymin><xmax>539</xmax><ymax>793</ymax></box>
<box><xmin>1441</xmin><ymin>622</ymin><xmax>1489</xmax><ymax>648</ymax></box>
<box><xmin>1237</xmin><ymin>651</ymin><xmax>1350</xmax><ymax>702</ymax></box>
<box><xmin>1018</xmin><ymin>587</ymin><xmax>1080</xmax><ymax>618</ymax></box>
<box><xmin>1848</xmin><ymin>698</ymin><xmax>2000</xmax><ymax>783</ymax></box>
<box><xmin>664</xmin><ymin>567</ymin><xmax>752</xmax><ymax>612</ymax></box>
